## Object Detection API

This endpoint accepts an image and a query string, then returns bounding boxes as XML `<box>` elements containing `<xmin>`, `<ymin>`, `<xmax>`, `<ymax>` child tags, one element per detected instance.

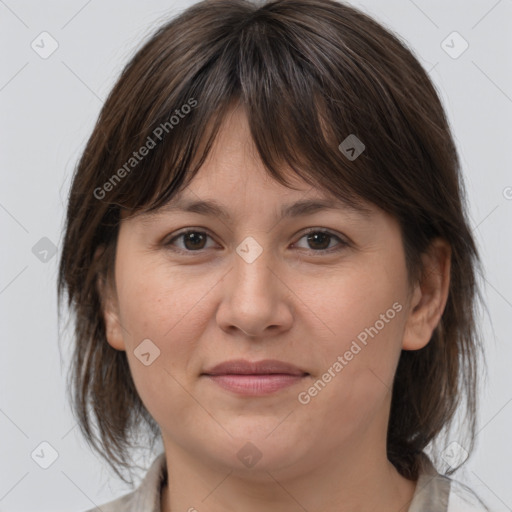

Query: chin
<box><xmin>212</xmin><ymin>425</ymin><xmax>309</xmax><ymax>475</ymax></box>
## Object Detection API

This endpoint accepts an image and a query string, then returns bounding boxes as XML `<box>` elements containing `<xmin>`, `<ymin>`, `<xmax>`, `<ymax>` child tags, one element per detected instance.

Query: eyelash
<box><xmin>164</xmin><ymin>228</ymin><xmax>349</xmax><ymax>256</ymax></box>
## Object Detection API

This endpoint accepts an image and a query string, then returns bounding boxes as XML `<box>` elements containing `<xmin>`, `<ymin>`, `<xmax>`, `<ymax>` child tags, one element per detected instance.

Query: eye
<box><xmin>164</xmin><ymin>228</ymin><xmax>348</xmax><ymax>254</ymax></box>
<box><xmin>293</xmin><ymin>229</ymin><xmax>348</xmax><ymax>253</ymax></box>
<box><xmin>165</xmin><ymin>229</ymin><xmax>217</xmax><ymax>252</ymax></box>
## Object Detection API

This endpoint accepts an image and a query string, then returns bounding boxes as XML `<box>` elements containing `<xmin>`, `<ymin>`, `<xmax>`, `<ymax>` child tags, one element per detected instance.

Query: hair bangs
<box><xmin>113</xmin><ymin>10</ymin><xmax>373</xmax><ymax>220</ymax></box>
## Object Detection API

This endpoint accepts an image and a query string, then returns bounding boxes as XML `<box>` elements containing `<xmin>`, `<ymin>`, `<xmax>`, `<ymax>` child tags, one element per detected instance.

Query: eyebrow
<box><xmin>139</xmin><ymin>196</ymin><xmax>373</xmax><ymax>224</ymax></box>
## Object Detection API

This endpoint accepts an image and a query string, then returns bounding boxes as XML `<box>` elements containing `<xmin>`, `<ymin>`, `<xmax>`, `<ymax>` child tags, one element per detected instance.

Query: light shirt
<box><xmin>83</xmin><ymin>451</ymin><xmax>488</xmax><ymax>512</ymax></box>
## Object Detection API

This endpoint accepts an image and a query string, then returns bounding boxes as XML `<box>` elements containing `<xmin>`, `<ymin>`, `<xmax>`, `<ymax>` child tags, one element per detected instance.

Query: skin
<box><xmin>100</xmin><ymin>105</ymin><xmax>451</xmax><ymax>512</ymax></box>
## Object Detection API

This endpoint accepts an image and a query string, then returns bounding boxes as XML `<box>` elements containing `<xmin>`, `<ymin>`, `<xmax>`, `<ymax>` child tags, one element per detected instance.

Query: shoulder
<box><xmin>80</xmin><ymin>453</ymin><xmax>167</xmax><ymax>512</ymax></box>
<box><xmin>408</xmin><ymin>453</ymin><xmax>489</xmax><ymax>512</ymax></box>
<box><xmin>448</xmin><ymin>478</ymin><xmax>490</xmax><ymax>512</ymax></box>
<box><xmin>82</xmin><ymin>490</ymin><xmax>137</xmax><ymax>512</ymax></box>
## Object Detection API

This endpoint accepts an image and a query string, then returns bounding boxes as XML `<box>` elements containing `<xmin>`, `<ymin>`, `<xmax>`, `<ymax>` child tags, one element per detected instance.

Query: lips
<box><xmin>201</xmin><ymin>359</ymin><xmax>309</xmax><ymax>396</ymax></box>
<box><xmin>202</xmin><ymin>359</ymin><xmax>308</xmax><ymax>376</ymax></box>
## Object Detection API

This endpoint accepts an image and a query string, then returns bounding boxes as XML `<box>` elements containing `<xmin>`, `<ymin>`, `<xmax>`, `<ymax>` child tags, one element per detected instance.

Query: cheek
<box><xmin>115</xmin><ymin>253</ymin><xmax>216</xmax><ymax>348</ymax></box>
<box><xmin>113</xmin><ymin>255</ymin><xmax>219</xmax><ymax>411</ymax></box>
<box><xmin>297</xmin><ymin>256</ymin><xmax>407</xmax><ymax>424</ymax></box>
<box><xmin>315</xmin><ymin>256</ymin><xmax>406</xmax><ymax>355</ymax></box>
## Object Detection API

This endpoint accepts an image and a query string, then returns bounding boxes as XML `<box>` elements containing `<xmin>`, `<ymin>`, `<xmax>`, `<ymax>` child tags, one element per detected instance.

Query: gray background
<box><xmin>1</xmin><ymin>0</ymin><xmax>511</xmax><ymax>511</ymax></box>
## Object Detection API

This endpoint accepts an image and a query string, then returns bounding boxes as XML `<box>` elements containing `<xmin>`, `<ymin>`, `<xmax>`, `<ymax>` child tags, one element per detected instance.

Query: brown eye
<box><xmin>294</xmin><ymin>230</ymin><xmax>347</xmax><ymax>253</ymax></box>
<box><xmin>166</xmin><ymin>230</ymin><xmax>215</xmax><ymax>251</ymax></box>
<box><xmin>165</xmin><ymin>228</ymin><xmax>348</xmax><ymax>255</ymax></box>
<box><xmin>182</xmin><ymin>232</ymin><xmax>207</xmax><ymax>250</ymax></box>
<box><xmin>305</xmin><ymin>232</ymin><xmax>331</xmax><ymax>250</ymax></box>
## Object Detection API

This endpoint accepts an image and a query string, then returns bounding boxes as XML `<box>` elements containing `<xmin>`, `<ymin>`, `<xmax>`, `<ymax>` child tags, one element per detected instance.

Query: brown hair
<box><xmin>57</xmin><ymin>0</ymin><xmax>485</xmax><ymax>483</ymax></box>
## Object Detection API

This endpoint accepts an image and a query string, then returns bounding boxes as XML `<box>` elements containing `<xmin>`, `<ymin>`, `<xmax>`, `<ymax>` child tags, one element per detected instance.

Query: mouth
<box><xmin>201</xmin><ymin>359</ymin><xmax>310</xmax><ymax>396</ymax></box>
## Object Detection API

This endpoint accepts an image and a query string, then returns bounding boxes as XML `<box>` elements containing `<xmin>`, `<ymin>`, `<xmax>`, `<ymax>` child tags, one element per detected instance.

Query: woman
<box><xmin>58</xmin><ymin>0</ymin><xmax>489</xmax><ymax>510</ymax></box>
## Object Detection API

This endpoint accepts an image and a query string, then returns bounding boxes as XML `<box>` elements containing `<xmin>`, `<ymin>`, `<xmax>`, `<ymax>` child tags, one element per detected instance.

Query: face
<box><xmin>101</xmin><ymin>105</ymin><xmax>442</xmax><ymax>478</ymax></box>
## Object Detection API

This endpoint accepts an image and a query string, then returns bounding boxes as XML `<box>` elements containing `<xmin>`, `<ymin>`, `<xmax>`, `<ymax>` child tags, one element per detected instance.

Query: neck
<box><xmin>160</xmin><ymin>439</ymin><xmax>417</xmax><ymax>512</ymax></box>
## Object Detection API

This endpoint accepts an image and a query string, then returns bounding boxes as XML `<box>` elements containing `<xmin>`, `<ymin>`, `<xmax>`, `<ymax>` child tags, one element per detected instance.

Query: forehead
<box><xmin>133</xmin><ymin>186</ymin><xmax>375</xmax><ymax>225</ymax></box>
<box><xmin>124</xmin><ymin>105</ymin><xmax>375</xmax><ymax>222</ymax></box>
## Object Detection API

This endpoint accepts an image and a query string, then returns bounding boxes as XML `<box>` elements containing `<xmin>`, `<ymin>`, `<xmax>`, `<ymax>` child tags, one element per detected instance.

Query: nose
<box><xmin>215</xmin><ymin>244</ymin><xmax>294</xmax><ymax>339</ymax></box>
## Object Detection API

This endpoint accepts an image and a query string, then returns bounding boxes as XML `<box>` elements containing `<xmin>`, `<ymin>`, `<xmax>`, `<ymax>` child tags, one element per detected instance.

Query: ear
<box><xmin>94</xmin><ymin>246</ymin><xmax>126</xmax><ymax>351</ymax></box>
<box><xmin>402</xmin><ymin>238</ymin><xmax>451</xmax><ymax>351</ymax></box>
